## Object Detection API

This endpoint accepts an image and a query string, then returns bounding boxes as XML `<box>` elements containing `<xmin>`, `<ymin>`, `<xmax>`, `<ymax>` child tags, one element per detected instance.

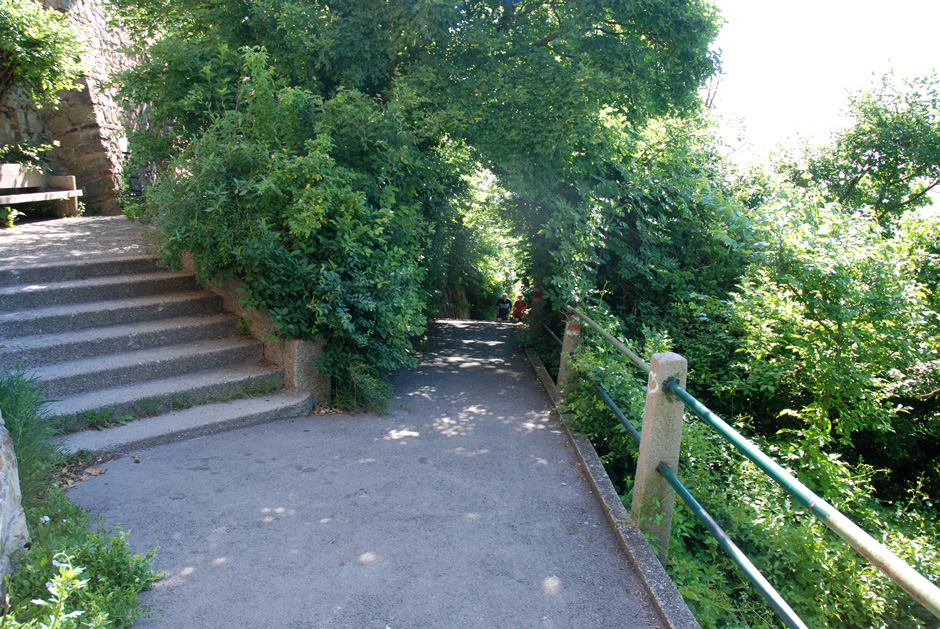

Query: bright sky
<box><xmin>709</xmin><ymin>0</ymin><xmax>940</xmax><ymax>163</ymax></box>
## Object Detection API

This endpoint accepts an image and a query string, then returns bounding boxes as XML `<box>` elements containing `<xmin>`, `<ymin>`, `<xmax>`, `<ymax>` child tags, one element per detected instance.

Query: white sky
<box><xmin>709</xmin><ymin>0</ymin><xmax>940</xmax><ymax>163</ymax></box>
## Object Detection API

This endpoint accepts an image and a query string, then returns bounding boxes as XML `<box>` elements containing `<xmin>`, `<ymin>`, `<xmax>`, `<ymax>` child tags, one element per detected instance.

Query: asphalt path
<box><xmin>69</xmin><ymin>319</ymin><xmax>665</xmax><ymax>628</ymax></box>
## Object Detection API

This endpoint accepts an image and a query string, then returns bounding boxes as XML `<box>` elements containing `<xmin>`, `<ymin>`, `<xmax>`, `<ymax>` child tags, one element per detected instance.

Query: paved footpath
<box><xmin>69</xmin><ymin>318</ymin><xmax>667</xmax><ymax>628</ymax></box>
<box><xmin>8</xmin><ymin>217</ymin><xmax>669</xmax><ymax>627</ymax></box>
<box><xmin>0</xmin><ymin>215</ymin><xmax>148</xmax><ymax>267</ymax></box>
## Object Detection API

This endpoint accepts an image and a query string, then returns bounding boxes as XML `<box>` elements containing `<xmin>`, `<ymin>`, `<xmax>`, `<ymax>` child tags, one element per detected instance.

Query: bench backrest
<box><xmin>0</xmin><ymin>164</ymin><xmax>46</xmax><ymax>189</ymax></box>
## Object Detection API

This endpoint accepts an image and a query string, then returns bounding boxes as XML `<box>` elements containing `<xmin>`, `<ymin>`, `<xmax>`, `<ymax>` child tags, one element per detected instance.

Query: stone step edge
<box><xmin>50</xmin><ymin>365</ymin><xmax>285</xmax><ymax>428</ymax></box>
<box><xmin>0</xmin><ymin>255</ymin><xmax>158</xmax><ymax>286</ymax></box>
<box><xmin>57</xmin><ymin>391</ymin><xmax>315</xmax><ymax>455</ymax></box>
<box><xmin>0</xmin><ymin>269</ymin><xmax>196</xmax><ymax>295</ymax></box>
<box><xmin>0</xmin><ymin>291</ymin><xmax>222</xmax><ymax>337</ymax></box>
<box><xmin>36</xmin><ymin>336</ymin><xmax>264</xmax><ymax>397</ymax></box>
<box><xmin>0</xmin><ymin>271</ymin><xmax>201</xmax><ymax>309</ymax></box>
<box><xmin>0</xmin><ymin>313</ymin><xmax>240</xmax><ymax>369</ymax></box>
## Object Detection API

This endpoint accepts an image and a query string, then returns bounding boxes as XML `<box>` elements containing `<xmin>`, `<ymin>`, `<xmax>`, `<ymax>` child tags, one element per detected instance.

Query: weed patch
<box><xmin>0</xmin><ymin>367</ymin><xmax>158</xmax><ymax>627</ymax></box>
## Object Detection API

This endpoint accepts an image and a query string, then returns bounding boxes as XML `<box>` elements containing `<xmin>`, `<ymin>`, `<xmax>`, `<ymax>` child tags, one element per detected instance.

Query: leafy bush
<box><xmin>7</xmin><ymin>490</ymin><xmax>158</xmax><ymax>628</ymax></box>
<box><xmin>132</xmin><ymin>49</ymin><xmax>431</xmax><ymax>409</ymax></box>
<box><xmin>721</xmin><ymin>179</ymin><xmax>940</xmax><ymax>502</ymax></box>
<box><xmin>0</xmin><ymin>0</ymin><xmax>83</xmax><ymax>107</ymax></box>
<box><xmin>2</xmin><ymin>554</ymin><xmax>90</xmax><ymax>629</ymax></box>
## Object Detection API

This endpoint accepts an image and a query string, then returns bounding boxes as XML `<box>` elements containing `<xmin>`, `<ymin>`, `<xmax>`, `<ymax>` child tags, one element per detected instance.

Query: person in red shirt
<box><xmin>512</xmin><ymin>294</ymin><xmax>527</xmax><ymax>322</ymax></box>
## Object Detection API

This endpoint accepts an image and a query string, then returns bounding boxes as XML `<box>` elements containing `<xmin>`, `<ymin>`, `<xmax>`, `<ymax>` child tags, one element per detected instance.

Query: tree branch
<box><xmin>500</xmin><ymin>32</ymin><xmax>560</xmax><ymax>59</ymax></box>
<box><xmin>533</xmin><ymin>32</ymin><xmax>560</xmax><ymax>47</ymax></box>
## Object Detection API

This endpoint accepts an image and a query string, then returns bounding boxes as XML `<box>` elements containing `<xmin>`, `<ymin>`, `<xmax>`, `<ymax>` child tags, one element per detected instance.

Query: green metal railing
<box><xmin>549</xmin><ymin>306</ymin><xmax>940</xmax><ymax>627</ymax></box>
<box><xmin>580</xmin><ymin>368</ymin><xmax>807</xmax><ymax>628</ymax></box>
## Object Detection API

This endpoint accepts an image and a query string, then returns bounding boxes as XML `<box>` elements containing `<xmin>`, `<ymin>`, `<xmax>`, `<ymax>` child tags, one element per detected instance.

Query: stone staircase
<box><xmin>0</xmin><ymin>254</ymin><xmax>314</xmax><ymax>454</ymax></box>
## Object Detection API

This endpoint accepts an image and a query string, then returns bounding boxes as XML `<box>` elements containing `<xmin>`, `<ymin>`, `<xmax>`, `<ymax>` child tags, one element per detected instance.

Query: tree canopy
<box><xmin>789</xmin><ymin>72</ymin><xmax>940</xmax><ymax>227</ymax></box>
<box><xmin>0</xmin><ymin>0</ymin><xmax>83</xmax><ymax>108</ymax></box>
<box><xmin>118</xmin><ymin>0</ymin><xmax>721</xmax><ymax>173</ymax></box>
<box><xmin>115</xmin><ymin>0</ymin><xmax>722</xmax><ymax>405</ymax></box>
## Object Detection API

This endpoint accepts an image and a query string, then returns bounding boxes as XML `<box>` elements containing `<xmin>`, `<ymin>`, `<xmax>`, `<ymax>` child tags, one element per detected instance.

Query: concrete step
<box><xmin>0</xmin><ymin>255</ymin><xmax>158</xmax><ymax>286</ymax></box>
<box><xmin>50</xmin><ymin>363</ymin><xmax>285</xmax><ymax>430</ymax></box>
<box><xmin>36</xmin><ymin>336</ymin><xmax>265</xmax><ymax>397</ymax></box>
<box><xmin>57</xmin><ymin>390</ymin><xmax>315</xmax><ymax>454</ymax></box>
<box><xmin>0</xmin><ymin>270</ymin><xmax>201</xmax><ymax>310</ymax></box>
<box><xmin>0</xmin><ymin>291</ymin><xmax>222</xmax><ymax>337</ymax></box>
<box><xmin>0</xmin><ymin>313</ymin><xmax>240</xmax><ymax>370</ymax></box>
<box><xmin>0</xmin><ymin>239</ymin><xmax>315</xmax><ymax>452</ymax></box>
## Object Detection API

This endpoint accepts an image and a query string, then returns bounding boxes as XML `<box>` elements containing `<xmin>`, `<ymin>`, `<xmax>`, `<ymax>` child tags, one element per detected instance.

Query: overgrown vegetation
<box><xmin>112</xmin><ymin>0</ymin><xmax>720</xmax><ymax>409</ymax></box>
<box><xmin>519</xmin><ymin>72</ymin><xmax>940</xmax><ymax>626</ymax></box>
<box><xmin>0</xmin><ymin>0</ymin><xmax>83</xmax><ymax>108</ymax></box>
<box><xmin>561</xmin><ymin>328</ymin><xmax>940</xmax><ymax>628</ymax></box>
<box><xmin>0</xmin><ymin>367</ymin><xmax>158</xmax><ymax>627</ymax></box>
<box><xmin>104</xmin><ymin>0</ymin><xmax>938</xmax><ymax>623</ymax></box>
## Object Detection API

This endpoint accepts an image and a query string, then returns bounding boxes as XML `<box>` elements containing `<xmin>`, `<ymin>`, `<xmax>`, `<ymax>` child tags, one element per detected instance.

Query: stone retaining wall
<box><xmin>181</xmin><ymin>254</ymin><xmax>332</xmax><ymax>406</ymax></box>
<box><xmin>0</xmin><ymin>0</ymin><xmax>138</xmax><ymax>215</ymax></box>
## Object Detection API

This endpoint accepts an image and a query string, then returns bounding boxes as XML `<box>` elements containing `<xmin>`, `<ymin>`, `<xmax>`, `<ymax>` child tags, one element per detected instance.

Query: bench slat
<box><xmin>0</xmin><ymin>190</ymin><xmax>83</xmax><ymax>204</ymax></box>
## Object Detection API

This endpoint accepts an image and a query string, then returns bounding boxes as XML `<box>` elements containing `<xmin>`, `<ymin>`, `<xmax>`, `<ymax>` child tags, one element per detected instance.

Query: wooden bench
<box><xmin>0</xmin><ymin>163</ymin><xmax>83</xmax><ymax>218</ymax></box>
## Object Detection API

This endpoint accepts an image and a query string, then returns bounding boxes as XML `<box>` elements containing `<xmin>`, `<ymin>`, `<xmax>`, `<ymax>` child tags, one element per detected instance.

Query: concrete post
<box><xmin>556</xmin><ymin>318</ymin><xmax>582</xmax><ymax>393</ymax></box>
<box><xmin>528</xmin><ymin>286</ymin><xmax>545</xmax><ymax>331</ymax></box>
<box><xmin>631</xmin><ymin>352</ymin><xmax>688</xmax><ymax>563</ymax></box>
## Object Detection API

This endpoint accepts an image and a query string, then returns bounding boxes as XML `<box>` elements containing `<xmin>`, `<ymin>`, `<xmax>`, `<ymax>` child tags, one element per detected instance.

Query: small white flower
<box><xmin>39</xmin><ymin>516</ymin><xmax>50</xmax><ymax>524</ymax></box>
<box><xmin>51</xmin><ymin>559</ymin><xmax>64</xmax><ymax>568</ymax></box>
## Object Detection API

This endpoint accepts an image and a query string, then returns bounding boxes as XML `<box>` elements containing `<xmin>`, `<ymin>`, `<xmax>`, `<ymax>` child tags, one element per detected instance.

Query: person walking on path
<box><xmin>512</xmin><ymin>294</ymin><xmax>527</xmax><ymax>322</ymax></box>
<box><xmin>497</xmin><ymin>293</ymin><xmax>512</xmax><ymax>321</ymax></box>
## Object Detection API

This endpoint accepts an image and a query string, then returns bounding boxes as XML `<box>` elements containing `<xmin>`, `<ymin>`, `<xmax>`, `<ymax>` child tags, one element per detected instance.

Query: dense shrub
<box><xmin>130</xmin><ymin>50</ymin><xmax>431</xmax><ymax>408</ymax></box>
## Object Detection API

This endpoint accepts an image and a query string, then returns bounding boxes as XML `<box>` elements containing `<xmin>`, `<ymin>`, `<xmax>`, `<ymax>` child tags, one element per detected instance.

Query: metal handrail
<box><xmin>656</xmin><ymin>462</ymin><xmax>808</xmax><ymax>629</ymax></box>
<box><xmin>541</xmin><ymin>323</ymin><xmax>562</xmax><ymax>346</ymax></box>
<box><xmin>556</xmin><ymin>307</ymin><xmax>940</xmax><ymax>622</ymax></box>
<box><xmin>670</xmin><ymin>382</ymin><xmax>940</xmax><ymax>620</ymax></box>
<box><xmin>579</xmin><ymin>355</ymin><xmax>807</xmax><ymax>626</ymax></box>
<box><xmin>544</xmin><ymin>319</ymin><xmax>806</xmax><ymax>627</ymax></box>
<box><xmin>565</xmin><ymin>307</ymin><xmax>649</xmax><ymax>374</ymax></box>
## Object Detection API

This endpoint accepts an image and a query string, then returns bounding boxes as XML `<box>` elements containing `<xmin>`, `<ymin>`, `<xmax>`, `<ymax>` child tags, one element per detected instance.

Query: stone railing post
<box><xmin>631</xmin><ymin>352</ymin><xmax>687</xmax><ymax>563</ymax></box>
<box><xmin>556</xmin><ymin>318</ymin><xmax>582</xmax><ymax>393</ymax></box>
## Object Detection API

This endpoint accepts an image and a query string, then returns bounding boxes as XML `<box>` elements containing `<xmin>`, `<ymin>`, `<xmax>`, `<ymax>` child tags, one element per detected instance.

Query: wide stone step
<box><xmin>0</xmin><ymin>255</ymin><xmax>158</xmax><ymax>286</ymax></box>
<box><xmin>50</xmin><ymin>362</ymin><xmax>285</xmax><ymax>429</ymax></box>
<box><xmin>0</xmin><ymin>313</ymin><xmax>240</xmax><ymax>370</ymax></box>
<box><xmin>0</xmin><ymin>291</ymin><xmax>222</xmax><ymax>337</ymax></box>
<box><xmin>36</xmin><ymin>336</ymin><xmax>265</xmax><ymax>397</ymax></box>
<box><xmin>0</xmin><ymin>270</ymin><xmax>202</xmax><ymax>310</ymax></box>
<box><xmin>57</xmin><ymin>391</ymin><xmax>315</xmax><ymax>454</ymax></box>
